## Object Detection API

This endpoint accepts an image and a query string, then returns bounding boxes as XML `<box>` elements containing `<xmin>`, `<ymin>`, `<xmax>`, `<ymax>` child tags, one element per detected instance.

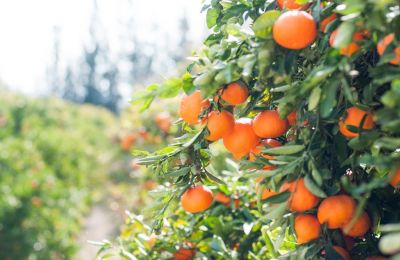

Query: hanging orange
<box><xmin>294</xmin><ymin>214</ymin><xmax>321</xmax><ymax>244</ymax></box>
<box><xmin>179</xmin><ymin>90</ymin><xmax>210</xmax><ymax>125</ymax></box>
<box><xmin>223</xmin><ymin>118</ymin><xmax>260</xmax><ymax>159</ymax></box>
<box><xmin>339</xmin><ymin>106</ymin><xmax>374</xmax><ymax>138</ymax></box>
<box><xmin>273</xmin><ymin>11</ymin><xmax>317</xmax><ymax>50</ymax></box>
<box><xmin>280</xmin><ymin>178</ymin><xmax>320</xmax><ymax>212</ymax></box>
<box><xmin>377</xmin><ymin>33</ymin><xmax>400</xmax><ymax>65</ymax></box>
<box><xmin>220</xmin><ymin>82</ymin><xmax>249</xmax><ymax>105</ymax></box>
<box><xmin>317</xmin><ymin>195</ymin><xmax>356</xmax><ymax>229</ymax></box>
<box><xmin>181</xmin><ymin>186</ymin><xmax>214</xmax><ymax>213</ymax></box>
<box><xmin>252</xmin><ymin>110</ymin><xmax>289</xmax><ymax>138</ymax></box>
<box><xmin>342</xmin><ymin>211</ymin><xmax>370</xmax><ymax>237</ymax></box>
<box><xmin>204</xmin><ymin>110</ymin><xmax>235</xmax><ymax>141</ymax></box>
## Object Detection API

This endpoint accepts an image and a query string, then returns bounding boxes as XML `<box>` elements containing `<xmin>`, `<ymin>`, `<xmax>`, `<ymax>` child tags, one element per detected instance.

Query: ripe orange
<box><xmin>342</xmin><ymin>211</ymin><xmax>370</xmax><ymax>237</ymax></box>
<box><xmin>220</xmin><ymin>82</ymin><xmax>249</xmax><ymax>105</ymax></box>
<box><xmin>204</xmin><ymin>110</ymin><xmax>235</xmax><ymax>141</ymax></box>
<box><xmin>155</xmin><ymin>112</ymin><xmax>172</xmax><ymax>133</ymax></box>
<box><xmin>249</xmin><ymin>139</ymin><xmax>282</xmax><ymax>169</ymax></box>
<box><xmin>181</xmin><ymin>185</ymin><xmax>214</xmax><ymax>213</ymax></box>
<box><xmin>121</xmin><ymin>133</ymin><xmax>136</xmax><ymax>151</ymax></box>
<box><xmin>286</xmin><ymin>111</ymin><xmax>308</xmax><ymax>127</ymax></box>
<box><xmin>390</xmin><ymin>168</ymin><xmax>400</xmax><ymax>187</ymax></box>
<box><xmin>277</xmin><ymin>0</ymin><xmax>308</xmax><ymax>10</ymax></box>
<box><xmin>179</xmin><ymin>90</ymin><xmax>210</xmax><ymax>125</ymax></box>
<box><xmin>317</xmin><ymin>195</ymin><xmax>356</xmax><ymax>229</ymax></box>
<box><xmin>215</xmin><ymin>192</ymin><xmax>231</xmax><ymax>206</ymax></box>
<box><xmin>338</xmin><ymin>106</ymin><xmax>375</xmax><ymax>138</ymax></box>
<box><xmin>280</xmin><ymin>178</ymin><xmax>320</xmax><ymax>212</ymax></box>
<box><xmin>320</xmin><ymin>13</ymin><xmax>337</xmax><ymax>32</ymax></box>
<box><xmin>273</xmin><ymin>11</ymin><xmax>317</xmax><ymax>50</ymax></box>
<box><xmin>252</xmin><ymin>110</ymin><xmax>289</xmax><ymax>138</ymax></box>
<box><xmin>332</xmin><ymin>246</ymin><xmax>350</xmax><ymax>260</ymax></box>
<box><xmin>294</xmin><ymin>214</ymin><xmax>321</xmax><ymax>244</ymax></box>
<box><xmin>223</xmin><ymin>118</ymin><xmax>260</xmax><ymax>159</ymax></box>
<box><xmin>173</xmin><ymin>248</ymin><xmax>196</xmax><ymax>260</ymax></box>
<box><xmin>377</xmin><ymin>33</ymin><xmax>400</xmax><ymax>65</ymax></box>
<box><xmin>329</xmin><ymin>29</ymin><xmax>364</xmax><ymax>56</ymax></box>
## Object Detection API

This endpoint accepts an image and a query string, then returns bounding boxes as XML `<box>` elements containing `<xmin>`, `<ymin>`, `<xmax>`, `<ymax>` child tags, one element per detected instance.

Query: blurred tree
<box><xmin>46</xmin><ymin>26</ymin><xmax>62</xmax><ymax>95</ymax></box>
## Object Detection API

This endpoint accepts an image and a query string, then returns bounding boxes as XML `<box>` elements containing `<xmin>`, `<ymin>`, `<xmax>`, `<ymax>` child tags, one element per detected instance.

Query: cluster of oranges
<box><xmin>169</xmin><ymin>1</ymin><xmax>400</xmax><ymax>259</ymax></box>
<box><xmin>272</xmin><ymin>1</ymin><xmax>399</xmax><ymax>63</ymax></box>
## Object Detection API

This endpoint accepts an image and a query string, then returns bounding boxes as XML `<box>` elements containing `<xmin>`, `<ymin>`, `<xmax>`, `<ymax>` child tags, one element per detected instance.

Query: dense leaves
<box><xmin>108</xmin><ymin>0</ymin><xmax>400</xmax><ymax>259</ymax></box>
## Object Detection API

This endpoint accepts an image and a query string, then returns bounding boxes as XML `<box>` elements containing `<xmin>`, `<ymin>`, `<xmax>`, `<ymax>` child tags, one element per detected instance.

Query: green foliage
<box><xmin>109</xmin><ymin>0</ymin><xmax>400</xmax><ymax>259</ymax></box>
<box><xmin>0</xmin><ymin>92</ymin><xmax>117</xmax><ymax>259</ymax></box>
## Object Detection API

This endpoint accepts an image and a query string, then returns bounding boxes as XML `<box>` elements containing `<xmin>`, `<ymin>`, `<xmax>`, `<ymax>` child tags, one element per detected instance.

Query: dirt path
<box><xmin>75</xmin><ymin>205</ymin><xmax>120</xmax><ymax>260</ymax></box>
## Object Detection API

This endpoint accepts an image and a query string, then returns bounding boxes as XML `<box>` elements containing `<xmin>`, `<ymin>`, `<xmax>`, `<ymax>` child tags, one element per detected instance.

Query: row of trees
<box><xmin>47</xmin><ymin>0</ymin><xmax>194</xmax><ymax>113</ymax></box>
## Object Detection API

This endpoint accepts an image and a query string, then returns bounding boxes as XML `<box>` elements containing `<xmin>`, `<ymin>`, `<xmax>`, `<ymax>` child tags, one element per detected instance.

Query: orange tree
<box><xmin>111</xmin><ymin>0</ymin><xmax>400</xmax><ymax>259</ymax></box>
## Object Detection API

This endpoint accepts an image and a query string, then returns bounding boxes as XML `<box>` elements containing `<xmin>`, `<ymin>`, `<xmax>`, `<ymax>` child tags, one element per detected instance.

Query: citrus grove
<box><xmin>99</xmin><ymin>0</ymin><xmax>400</xmax><ymax>259</ymax></box>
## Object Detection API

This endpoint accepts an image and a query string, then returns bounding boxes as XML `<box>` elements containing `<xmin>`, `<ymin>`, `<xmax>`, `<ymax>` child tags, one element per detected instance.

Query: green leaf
<box><xmin>319</xmin><ymin>79</ymin><xmax>339</xmax><ymax>118</ymax></box>
<box><xmin>159</xmin><ymin>77</ymin><xmax>183</xmax><ymax>98</ymax></box>
<box><xmin>332</xmin><ymin>22</ymin><xmax>355</xmax><ymax>49</ymax></box>
<box><xmin>211</xmin><ymin>235</ymin><xmax>228</xmax><ymax>252</ymax></box>
<box><xmin>308</xmin><ymin>87</ymin><xmax>321</xmax><ymax>111</ymax></box>
<box><xmin>252</xmin><ymin>10</ymin><xmax>281</xmax><ymax>39</ymax></box>
<box><xmin>206</xmin><ymin>8</ymin><xmax>220</xmax><ymax>29</ymax></box>
<box><xmin>263</xmin><ymin>191</ymin><xmax>291</xmax><ymax>204</ymax></box>
<box><xmin>263</xmin><ymin>145</ymin><xmax>305</xmax><ymax>155</ymax></box>
<box><xmin>304</xmin><ymin>175</ymin><xmax>327</xmax><ymax>198</ymax></box>
<box><xmin>164</xmin><ymin>167</ymin><xmax>191</xmax><ymax>177</ymax></box>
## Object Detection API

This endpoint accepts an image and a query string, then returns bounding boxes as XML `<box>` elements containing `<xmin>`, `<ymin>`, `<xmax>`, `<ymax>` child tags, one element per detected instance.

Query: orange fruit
<box><xmin>121</xmin><ymin>133</ymin><xmax>136</xmax><ymax>151</ymax></box>
<box><xmin>342</xmin><ymin>211</ymin><xmax>370</xmax><ymax>237</ymax></box>
<box><xmin>155</xmin><ymin>112</ymin><xmax>172</xmax><ymax>132</ymax></box>
<box><xmin>173</xmin><ymin>248</ymin><xmax>196</xmax><ymax>260</ymax></box>
<box><xmin>277</xmin><ymin>0</ymin><xmax>308</xmax><ymax>9</ymax></box>
<box><xmin>223</xmin><ymin>118</ymin><xmax>260</xmax><ymax>159</ymax></box>
<box><xmin>273</xmin><ymin>11</ymin><xmax>317</xmax><ymax>50</ymax></box>
<box><xmin>317</xmin><ymin>195</ymin><xmax>356</xmax><ymax>229</ymax></box>
<box><xmin>320</xmin><ymin>13</ymin><xmax>337</xmax><ymax>32</ymax></box>
<box><xmin>204</xmin><ymin>110</ymin><xmax>235</xmax><ymax>141</ymax></box>
<box><xmin>338</xmin><ymin>106</ymin><xmax>375</xmax><ymax>138</ymax></box>
<box><xmin>179</xmin><ymin>90</ymin><xmax>210</xmax><ymax>125</ymax></box>
<box><xmin>377</xmin><ymin>33</ymin><xmax>400</xmax><ymax>65</ymax></box>
<box><xmin>287</xmin><ymin>111</ymin><xmax>297</xmax><ymax>126</ymax></box>
<box><xmin>286</xmin><ymin>111</ymin><xmax>308</xmax><ymax>126</ymax></box>
<box><xmin>181</xmin><ymin>185</ymin><xmax>214</xmax><ymax>213</ymax></box>
<box><xmin>390</xmin><ymin>168</ymin><xmax>400</xmax><ymax>187</ymax></box>
<box><xmin>256</xmin><ymin>180</ymin><xmax>278</xmax><ymax>200</ymax></box>
<box><xmin>294</xmin><ymin>214</ymin><xmax>321</xmax><ymax>244</ymax></box>
<box><xmin>252</xmin><ymin>110</ymin><xmax>289</xmax><ymax>138</ymax></box>
<box><xmin>220</xmin><ymin>82</ymin><xmax>249</xmax><ymax>105</ymax></box>
<box><xmin>280</xmin><ymin>178</ymin><xmax>320</xmax><ymax>212</ymax></box>
<box><xmin>332</xmin><ymin>246</ymin><xmax>350</xmax><ymax>260</ymax></box>
<box><xmin>215</xmin><ymin>192</ymin><xmax>231</xmax><ymax>206</ymax></box>
<box><xmin>329</xmin><ymin>29</ymin><xmax>364</xmax><ymax>56</ymax></box>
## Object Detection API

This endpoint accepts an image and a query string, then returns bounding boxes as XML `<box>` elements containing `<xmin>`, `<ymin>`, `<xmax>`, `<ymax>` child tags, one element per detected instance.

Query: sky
<box><xmin>0</xmin><ymin>0</ymin><xmax>206</xmax><ymax>95</ymax></box>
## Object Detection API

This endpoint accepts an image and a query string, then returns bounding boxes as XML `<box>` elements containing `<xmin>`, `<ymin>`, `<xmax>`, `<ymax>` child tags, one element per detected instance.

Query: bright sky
<box><xmin>0</xmin><ymin>0</ymin><xmax>205</xmax><ymax>95</ymax></box>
